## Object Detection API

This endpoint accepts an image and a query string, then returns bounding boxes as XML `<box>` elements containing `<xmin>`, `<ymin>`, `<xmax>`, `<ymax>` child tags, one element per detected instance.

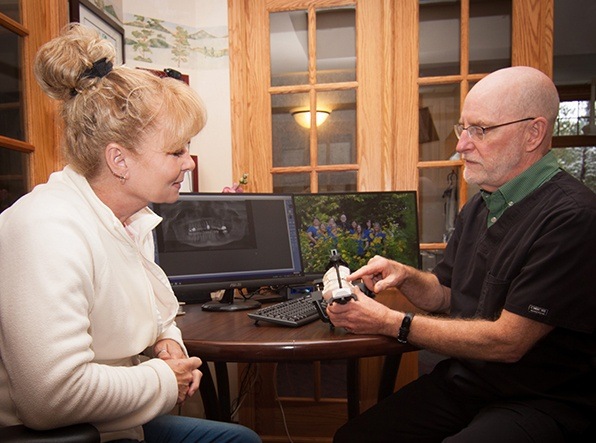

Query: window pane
<box><xmin>419</xmin><ymin>167</ymin><xmax>459</xmax><ymax>243</ymax></box>
<box><xmin>0</xmin><ymin>27</ymin><xmax>24</xmax><ymax>141</ymax></box>
<box><xmin>553</xmin><ymin>0</ymin><xmax>596</xmax><ymax>85</ymax></box>
<box><xmin>270</xmin><ymin>10</ymin><xmax>309</xmax><ymax>87</ymax></box>
<box><xmin>552</xmin><ymin>147</ymin><xmax>596</xmax><ymax>193</ymax></box>
<box><xmin>419</xmin><ymin>0</ymin><xmax>460</xmax><ymax>77</ymax></box>
<box><xmin>469</xmin><ymin>0</ymin><xmax>511</xmax><ymax>74</ymax></box>
<box><xmin>0</xmin><ymin>147</ymin><xmax>28</xmax><ymax>213</ymax></box>
<box><xmin>554</xmin><ymin>100</ymin><xmax>590</xmax><ymax>136</ymax></box>
<box><xmin>419</xmin><ymin>84</ymin><xmax>460</xmax><ymax>161</ymax></box>
<box><xmin>421</xmin><ymin>249</ymin><xmax>445</xmax><ymax>272</ymax></box>
<box><xmin>317</xmin><ymin>89</ymin><xmax>356</xmax><ymax>165</ymax></box>
<box><xmin>273</xmin><ymin>173</ymin><xmax>310</xmax><ymax>194</ymax></box>
<box><xmin>318</xmin><ymin>171</ymin><xmax>357</xmax><ymax>193</ymax></box>
<box><xmin>272</xmin><ymin>92</ymin><xmax>310</xmax><ymax>167</ymax></box>
<box><xmin>0</xmin><ymin>0</ymin><xmax>20</xmax><ymax>22</ymax></box>
<box><xmin>316</xmin><ymin>7</ymin><xmax>355</xmax><ymax>83</ymax></box>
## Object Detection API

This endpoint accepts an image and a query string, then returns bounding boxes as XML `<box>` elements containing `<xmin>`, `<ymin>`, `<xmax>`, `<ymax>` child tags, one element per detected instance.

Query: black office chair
<box><xmin>0</xmin><ymin>423</ymin><xmax>100</xmax><ymax>442</ymax></box>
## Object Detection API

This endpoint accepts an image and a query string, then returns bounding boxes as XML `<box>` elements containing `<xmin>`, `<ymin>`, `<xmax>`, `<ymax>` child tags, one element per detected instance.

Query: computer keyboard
<box><xmin>248</xmin><ymin>293</ymin><xmax>327</xmax><ymax>327</ymax></box>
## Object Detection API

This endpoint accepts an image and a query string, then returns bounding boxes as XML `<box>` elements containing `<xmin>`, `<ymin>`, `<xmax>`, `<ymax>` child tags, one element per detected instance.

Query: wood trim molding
<box><xmin>0</xmin><ymin>135</ymin><xmax>35</xmax><ymax>153</ymax></box>
<box><xmin>22</xmin><ymin>0</ymin><xmax>69</xmax><ymax>187</ymax></box>
<box><xmin>512</xmin><ymin>0</ymin><xmax>554</xmax><ymax>76</ymax></box>
<box><xmin>0</xmin><ymin>11</ymin><xmax>28</xmax><ymax>35</ymax></box>
<box><xmin>391</xmin><ymin>0</ymin><xmax>418</xmax><ymax>191</ymax></box>
<box><xmin>552</xmin><ymin>136</ymin><xmax>596</xmax><ymax>148</ymax></box>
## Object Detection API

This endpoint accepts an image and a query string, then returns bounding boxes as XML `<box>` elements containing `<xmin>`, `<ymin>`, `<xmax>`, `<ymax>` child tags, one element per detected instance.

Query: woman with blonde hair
<box><xmin>0</xmin><ymin>24</ymin><xmax>260</xmax><ymax>443</ymax></box>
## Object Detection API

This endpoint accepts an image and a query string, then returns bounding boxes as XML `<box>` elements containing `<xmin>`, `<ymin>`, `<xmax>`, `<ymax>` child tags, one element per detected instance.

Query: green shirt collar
<box><xmin>481</xmin><ymin>151</ymin><xmax>561</xmax><ymax>227</ymax></box>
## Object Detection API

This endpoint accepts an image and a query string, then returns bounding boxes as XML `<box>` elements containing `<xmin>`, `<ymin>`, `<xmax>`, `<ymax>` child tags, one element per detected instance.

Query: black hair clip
<box><xmin>80</xmin><ymin>57</ymin><xmax>113</xmax><ymax>80</ymax></box>
<box><xmin>163</xmin><ymin>68</ymin><xmax>182</xmax><ymax>80</ymax></box>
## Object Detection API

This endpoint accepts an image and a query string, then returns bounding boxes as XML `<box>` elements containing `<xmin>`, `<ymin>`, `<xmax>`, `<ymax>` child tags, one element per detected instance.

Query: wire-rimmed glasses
<box><xmin>454</xmin><ymin>117</ymin><xmax>535</xmax><ymax>141</ymax></box>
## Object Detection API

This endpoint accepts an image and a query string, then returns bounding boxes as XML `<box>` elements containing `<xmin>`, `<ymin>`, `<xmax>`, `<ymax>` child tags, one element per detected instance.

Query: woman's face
<box><xmin>125</xmin><ymin>125</ymin><xmax>195</xmax><ymax>205</ymax></box>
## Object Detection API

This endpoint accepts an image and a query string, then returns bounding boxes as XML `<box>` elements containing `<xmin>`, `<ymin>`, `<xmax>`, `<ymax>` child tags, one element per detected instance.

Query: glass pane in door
<box><xmin>270</xmin><ymin>10</ymin><xmax>309</xmax><ymax>87</ymax></box>
<box><xmin>316</xmin><ymin>7</ymin><xmax>356</xmax><ymax>84</ymax></box>
<box><xmin>553</xmin><ymin>0</ymin><xmax>596</xmax><ymax>85</ymax></box>
<box><xmin>419</xmin><ymin>167</ymin><xmax>459</xmax><ymax>243</ymax></box>
<box><xmin>318</xmin><ymin>171</ymin><xmax>357</xmax><ymax>193</ymax></box>
<box><xmin>0</xmin><ymin>0</ymin><xmax>20</xmax><ymax>22</ymax></box>
<box><xmin>419</xmin><ymin>83</ymin><xmax>460</xmax><ymax>161</ymax></box>
<box><xmin>0</xmin><ymin>28</ymin><xmax>24</xmax><ymax>141</ymax></box>
<box><xmin>469</xmin><ymin>0</ymin><xmax>511</xmax><ymax>74</ymax></box>
<box><xmin>272</xmin><ymin>92</ymin><xmax>310</xmax><ymax>167</ymax></box>
<box><xmin>419</xmin><ymin>0</ymin><xmax>461</xmax><ymax>77</ymax></box>
<box><xmin>0</xmin><ymin>147</ymin><xmax>28</xmax><ymax>213</ymax></box>
<box><xmin>317</xmin><ymin>89</ymin><xmax>356</xmax><ymax>165</ymax></box>
<box><xmin>273</xmin><ymin>172</ymin><xmax>310</xmax><ymax>194</ymax></box>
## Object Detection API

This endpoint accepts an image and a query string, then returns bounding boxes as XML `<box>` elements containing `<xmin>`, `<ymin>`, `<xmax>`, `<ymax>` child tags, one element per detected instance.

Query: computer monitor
<box><xmin>152</xmin><ymin>193</ymin><xmax>305</xmax><ymax>311</ymax></box>
<box><xmin>292</xmin><ymin>191</ymin><xmax>421</xmax><ymax>281</ymax></box>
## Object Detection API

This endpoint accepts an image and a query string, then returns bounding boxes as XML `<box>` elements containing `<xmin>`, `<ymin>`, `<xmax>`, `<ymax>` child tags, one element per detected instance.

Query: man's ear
<box><xmin>105</xmin><ymin>143</ymin><xmax>128</xmax><ymax>177</ymax></box>
<box><xmin>525</xmin><ymin>117</ymin><xmax>548</xmax><ymax>153</ymax></box>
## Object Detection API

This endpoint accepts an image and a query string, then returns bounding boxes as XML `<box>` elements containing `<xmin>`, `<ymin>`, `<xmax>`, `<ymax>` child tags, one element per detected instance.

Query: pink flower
<box><xmin>222</xmin><ymin>183</ymin><xmax>244</xmax><ymax>193</ymax></box>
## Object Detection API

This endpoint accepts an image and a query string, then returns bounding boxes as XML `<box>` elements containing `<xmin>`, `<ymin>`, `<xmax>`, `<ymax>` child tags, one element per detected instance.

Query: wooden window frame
<box><xmin>1</xmin><ymin>1</ymin><xmax>68</xmax><ymax>191</ymax></box>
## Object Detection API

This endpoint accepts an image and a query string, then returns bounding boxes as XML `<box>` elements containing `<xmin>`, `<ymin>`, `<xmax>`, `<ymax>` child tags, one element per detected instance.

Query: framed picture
<box><xmin>136</xmin><ymin>67</ymin><xmax>190</xmax><ymax>85</ymax></box>
<box><xmin>69</xmin><ymin>0</ymin><xmax>125</xmax><ymax>65</ymax></box>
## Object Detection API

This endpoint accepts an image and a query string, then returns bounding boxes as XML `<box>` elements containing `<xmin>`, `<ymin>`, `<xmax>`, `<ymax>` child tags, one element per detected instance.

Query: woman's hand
<box><xmin>163</xmin><ymin>356</ymin><xmax>203</xmax><ymax>404</ymax></box>
<box><xmin>154</xmin><ymin>339</ymin><xmax>202</xmax><ymax>403</ymax></box>
<box><xmin>153</xmin><ymin>338</ymin><xmax>186</xmax><ymax>360</ymax></box>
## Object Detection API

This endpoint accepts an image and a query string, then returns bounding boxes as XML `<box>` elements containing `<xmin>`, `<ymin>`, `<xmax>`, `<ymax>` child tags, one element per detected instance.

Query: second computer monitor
<box><xmin>293</xmin><ymin>191</ymin><xmax>421</xmax><ymax>280</ymax></box>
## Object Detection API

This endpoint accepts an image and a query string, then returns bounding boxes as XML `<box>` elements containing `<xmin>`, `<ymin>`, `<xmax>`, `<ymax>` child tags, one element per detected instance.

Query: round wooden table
<box><xmin>176</xmin><ymin>291</ymin><xmax>417</xmax><ymax>421</ymax></box>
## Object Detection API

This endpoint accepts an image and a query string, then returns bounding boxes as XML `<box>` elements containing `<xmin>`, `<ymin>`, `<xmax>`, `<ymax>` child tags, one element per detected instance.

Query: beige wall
<box><xmin>122</xmin><ymin>0</ymin><xmax>233</xmax><ymax>192</ymax></box>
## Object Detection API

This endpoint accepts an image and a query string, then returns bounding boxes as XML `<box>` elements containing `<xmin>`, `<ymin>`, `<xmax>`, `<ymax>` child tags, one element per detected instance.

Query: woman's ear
<box><xmin>105</xmin><ymin>143</ymin><xmax>128</xmax><ymax>178</ymax></box>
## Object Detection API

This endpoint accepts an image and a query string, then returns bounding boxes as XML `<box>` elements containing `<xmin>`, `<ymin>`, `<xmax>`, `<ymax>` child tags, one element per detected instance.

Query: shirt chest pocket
<box><xmin>477</xmin><ymin>273</ymin><xmax>512</xmax><ymax>320</ymax></box>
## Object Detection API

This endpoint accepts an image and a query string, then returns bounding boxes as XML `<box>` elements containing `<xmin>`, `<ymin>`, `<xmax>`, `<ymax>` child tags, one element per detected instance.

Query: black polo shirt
<box><xmin>432</xmin><ymin>171</ymin><xmax>596</xmax><ymax>429</ymax></box>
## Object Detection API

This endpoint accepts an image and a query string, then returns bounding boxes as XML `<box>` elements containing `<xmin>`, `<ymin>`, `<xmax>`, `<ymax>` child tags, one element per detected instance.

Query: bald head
<box><xmin>457</xmin><ymin>67</ymin><xmax>561</xmax><ymax>191</ymax></box>
<box><xmin>466</xmin><ymin>66</ymin><xmax>560</xmax><ymax>129</ymax></box>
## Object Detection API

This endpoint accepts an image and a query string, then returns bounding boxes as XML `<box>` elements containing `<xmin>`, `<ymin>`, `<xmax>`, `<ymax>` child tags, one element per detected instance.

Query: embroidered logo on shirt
<box><xmin>528</xmin><ymin>304</ymin><xmax>548</xmax><ymax>316</ymax></box>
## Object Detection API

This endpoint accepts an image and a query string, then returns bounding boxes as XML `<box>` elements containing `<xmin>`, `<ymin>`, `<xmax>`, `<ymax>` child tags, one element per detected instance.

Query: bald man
<box><xmin>330</xmin><ymin>67</ymin><xmax>596</xmax><ymax>443</ymax></box>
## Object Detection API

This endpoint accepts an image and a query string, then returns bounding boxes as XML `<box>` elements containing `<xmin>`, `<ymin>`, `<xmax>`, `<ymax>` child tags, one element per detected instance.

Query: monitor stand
<box><xmin>201</xmin><ymin>288</ymin><xmax>261</xmax><ymax>312</ymax></box>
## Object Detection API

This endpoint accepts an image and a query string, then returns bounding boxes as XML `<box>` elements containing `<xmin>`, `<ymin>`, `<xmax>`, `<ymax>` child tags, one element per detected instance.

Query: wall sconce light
<box><xmin>291</xmin><ymin>110</ymin><xmax>330</xmax><ymax>129</ymax></box>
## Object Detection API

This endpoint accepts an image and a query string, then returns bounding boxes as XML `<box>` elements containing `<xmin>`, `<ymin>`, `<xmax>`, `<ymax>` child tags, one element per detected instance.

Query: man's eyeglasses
<box><xmin>454</xmin><ymin>117</ymin><xmax>535</xmax><ymax>141</ymax></box>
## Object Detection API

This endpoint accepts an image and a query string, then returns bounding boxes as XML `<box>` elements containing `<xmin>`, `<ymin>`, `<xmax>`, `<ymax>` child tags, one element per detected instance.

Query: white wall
<box><xmin>120</xmin><ymin>0</ymin><xmax>233</xmax><ymax>192</ymax></box>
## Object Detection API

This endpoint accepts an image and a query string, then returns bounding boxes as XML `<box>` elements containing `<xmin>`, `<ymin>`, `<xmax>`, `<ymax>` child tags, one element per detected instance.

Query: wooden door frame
<box><xmin>228</xmin><ymin>0</ymin><xmax>419</xmax><ymax>193</ymax></box>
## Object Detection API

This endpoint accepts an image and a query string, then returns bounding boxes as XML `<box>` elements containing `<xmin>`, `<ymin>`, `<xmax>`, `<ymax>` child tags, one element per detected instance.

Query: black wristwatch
<box><xmin>397</xmin><ymin>312</ymin><xmax>415</xmax><ymax>344</ymax></box>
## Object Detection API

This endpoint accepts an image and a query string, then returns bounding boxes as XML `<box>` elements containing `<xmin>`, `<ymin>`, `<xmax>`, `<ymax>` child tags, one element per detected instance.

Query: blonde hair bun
<box><xmin>34</xmin><ymin>23</ymin><xmax>116</xmax><ymax>101</ymax></box>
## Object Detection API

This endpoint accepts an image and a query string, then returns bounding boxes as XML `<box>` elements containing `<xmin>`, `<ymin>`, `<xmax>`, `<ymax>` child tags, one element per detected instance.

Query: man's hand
<box><xmin>326</xmin><ymin>286</ymin><xmax>401</xmax><ymax>337</ymax></box>
<box><xmin>347</xmin><ymin>255</ymin><xmax>409</xmax><ymax>293</ymax></box>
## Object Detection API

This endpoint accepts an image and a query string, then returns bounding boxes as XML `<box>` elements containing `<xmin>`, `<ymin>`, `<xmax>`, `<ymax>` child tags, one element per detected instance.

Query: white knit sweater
<box><xmin>0</xmin><ymin>166</ymin><xmax>185</xmax><ymax>441</ymax></box>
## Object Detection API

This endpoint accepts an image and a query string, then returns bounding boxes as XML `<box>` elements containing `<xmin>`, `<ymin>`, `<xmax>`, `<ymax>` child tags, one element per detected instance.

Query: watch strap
<box><xmin>397</xmin><ymin>312</ymin><xmax>415</xmax><ymax>344</ymax></box>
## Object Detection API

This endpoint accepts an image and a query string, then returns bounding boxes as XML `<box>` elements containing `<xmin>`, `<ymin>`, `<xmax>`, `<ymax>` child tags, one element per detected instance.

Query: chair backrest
<box><xmin>0</xmin><ymin>423</ymin><xmax>100</xmax><ymax>443</ymax></box>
